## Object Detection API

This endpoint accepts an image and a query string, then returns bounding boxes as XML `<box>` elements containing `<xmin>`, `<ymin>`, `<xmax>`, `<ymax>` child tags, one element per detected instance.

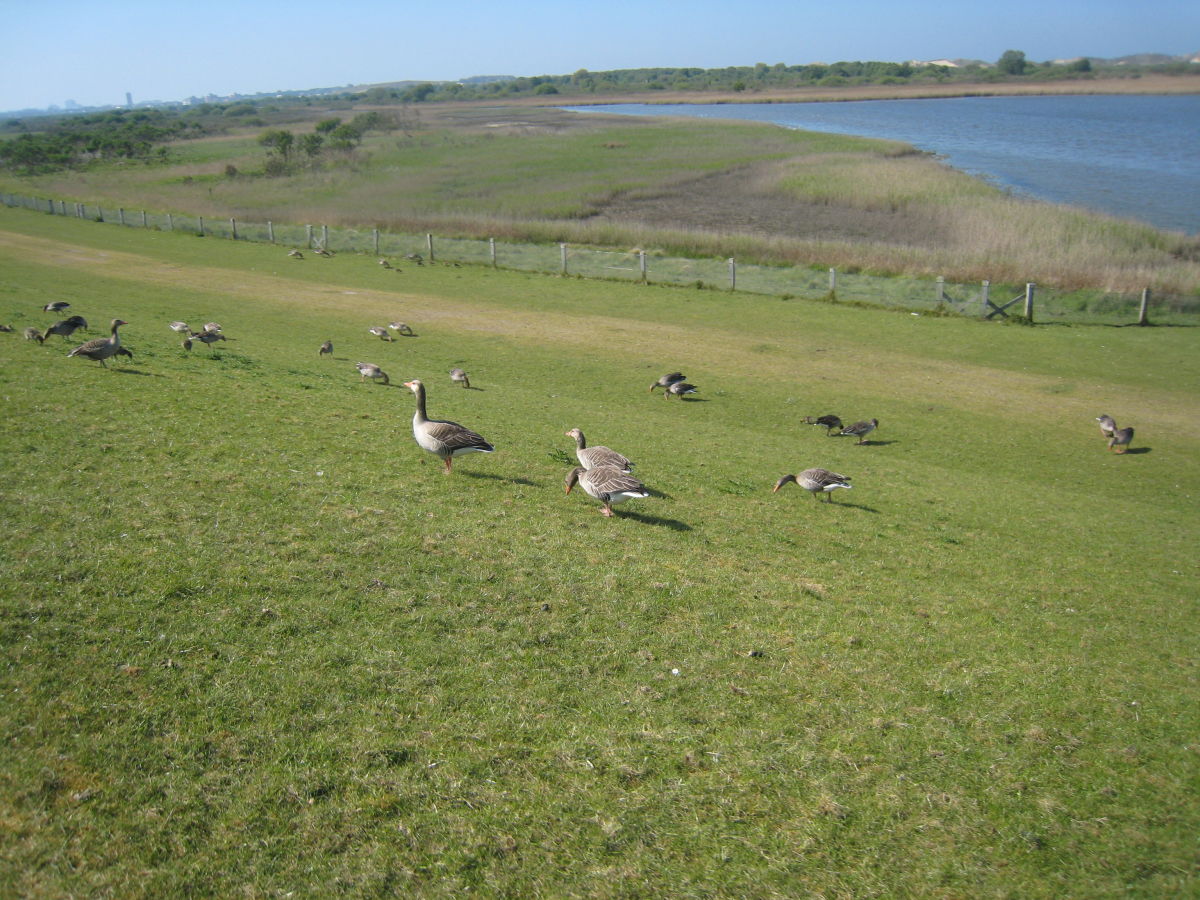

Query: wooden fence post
<box><xmin>728</xmin><ymin>257</ymin><xmax>736</xmax><ymax>291</ymax></box>
<box><xmin>1138</xmin><ymin>288</ymin><xmax>1151</xmax><ymax>326</ymax></box>
<box><xmin>322</xmin><ymin>224</ymin><xmax>329</xmax><ymax>250</ymax></box>
<box><xmin>1024</xmin><ymin>283</ymin><xmax>1035</xmax><ymax>322</ymax></box>
<box><xmin>639</xmin><ymin>250</ymin><xmax>647</xmax><ymax>282</ymax></box>
<box><xmin>560</xmin><ymin>243</ymin><xmax>568</xmax><ymax>275</ymax></box>
<box><xmin>427</xmin><ymin>233</ymin><xmax>434</xmax><ymax>262</ymax></box>
<box><xmin>305</xmin><ymin>224</ymin><xmax>313</xmax><ymax>247</ymax></box>
<box><xmin>489</xmin><ymin>238</ymin><xmax>497</xmax><ymax>268</ymax></box>
<box><xmin>167</xmin><ymin>213</ymin><xmax>173</xmax><ymax>231</ymax></box>
<box><xmin>118</xmin><ymin>207</ymin><xmax>126</xmax><ymax>225</ymax></box>
<box><xmin>936</xmin><ymin>276</ymin><xmax>945</xmax><ymax>305</ymax></box>
<box><xmin>267</xmin><ymin>221</ymin><xmax>274</xmax><ymax>243</ymax></box>
<box><xmin>198</xmin><ymin>216</ymin><xmax>204</xmax><ymax>235</ymax></box>
<box><xmin>141</xmin><ymin>210</ymin><xmax>147</xmax><ymax>227</ymax></box>
<box><xmin>230</xmin><ymin>218</ymin><xmax>238</xmax><ymax>240</ymax></box>
<box><xmin>373</xmin><ymin>228</ymin><xmax>379</xmax><ymax>256</ymax></box>
<box><xmin>981</xmin><ymin>280</ymin><xmax>990</xmax><ymax>317</ymax></box>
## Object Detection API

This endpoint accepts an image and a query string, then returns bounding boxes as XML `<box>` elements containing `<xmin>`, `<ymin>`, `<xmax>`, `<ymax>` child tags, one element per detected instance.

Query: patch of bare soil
<box><xmin>588</xmin><ymin>163</ymin><xmax>948</xmax><ymax>246</ymax></box>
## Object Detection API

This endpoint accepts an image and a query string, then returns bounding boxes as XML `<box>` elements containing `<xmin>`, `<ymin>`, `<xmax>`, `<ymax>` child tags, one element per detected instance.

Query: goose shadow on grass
<box><xmin>851</xmin><ymin>439</ymin><xmax>899</xmax><ymax>447</ymax></box>
<box><xmin>459</xmin><ymin>470</ymin><xmax>539</xmax><ymax>487</ymax></box>
<box><xmin>1122</xmin><ymin>447</ymin><xmax>1152</xmax><ymax>455</ymax></box>
<box><xmin>790</xmin><ymin>499</ymin><xmax>880</xmax><ymax>514</ymax></box>
<box><xmin>613</xmin><ymin>510</ymin><xmax>693</xmax><ymax>531</ymax></box>
<box><xmin>112</xmin><ymin>367</ymin><xmax>165</xmax><ymax>378</ymax></box>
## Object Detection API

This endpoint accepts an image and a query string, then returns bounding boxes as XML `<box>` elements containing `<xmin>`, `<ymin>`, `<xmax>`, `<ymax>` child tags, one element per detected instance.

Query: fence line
<box><xmin>2</xmin><ymin>191</ymin><xmax>1192</xmax><ymax>325</ymax></box>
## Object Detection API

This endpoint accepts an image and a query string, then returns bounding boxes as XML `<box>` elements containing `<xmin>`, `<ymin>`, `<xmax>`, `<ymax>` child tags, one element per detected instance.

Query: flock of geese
<box><xmin>10</xmin><ymin>295</ymin><xmax>1140</xmax><ymax>517</ymax></box>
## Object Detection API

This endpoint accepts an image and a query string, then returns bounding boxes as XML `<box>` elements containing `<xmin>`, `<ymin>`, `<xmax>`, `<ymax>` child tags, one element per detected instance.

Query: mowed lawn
<box><xmin>1</xmin><ymin>207</ymin><xmax>1197</xmax><ymax>897</ymax></box>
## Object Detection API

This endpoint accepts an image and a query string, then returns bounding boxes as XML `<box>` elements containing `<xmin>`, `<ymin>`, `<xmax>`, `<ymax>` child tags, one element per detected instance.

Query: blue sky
<box><xmin>4</xmin><ymin>0</ymin><xmax>1197</xmax><ymax>112</ymax></box>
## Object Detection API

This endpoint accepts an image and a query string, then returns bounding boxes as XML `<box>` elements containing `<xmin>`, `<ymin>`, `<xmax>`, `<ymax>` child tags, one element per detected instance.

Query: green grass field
<box><xmin>1</xmin><ymin>205</ymin><xmax>1197</xmax><ymax>897</ymax></box>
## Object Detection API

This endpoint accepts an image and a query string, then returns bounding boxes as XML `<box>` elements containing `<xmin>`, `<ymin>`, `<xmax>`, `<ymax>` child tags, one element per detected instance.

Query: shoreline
<box><xmin>515</xmin><ymin>74</ymin><xmax>1200</xmax><ymax>108</ymax></box>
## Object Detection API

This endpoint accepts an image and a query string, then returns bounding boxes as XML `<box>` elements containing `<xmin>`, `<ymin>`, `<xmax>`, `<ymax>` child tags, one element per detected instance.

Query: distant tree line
<box><xmin>0</xmin><ymin>108</ymin><xmax>216</xmax><ymax>174</ymax></box>
<box><xmin>255</xmin><ymin>110</ymin><xmax>403</xmax><ymax>176</ymax></box>
<box><xmin>342</xmin><ymin>52</ymin><xmax>1196</xmax><ymax>104</ymax></box>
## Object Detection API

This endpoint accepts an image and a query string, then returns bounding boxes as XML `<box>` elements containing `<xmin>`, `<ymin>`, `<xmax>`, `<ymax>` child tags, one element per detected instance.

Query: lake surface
<box><xmin>565</xmin><ymin>96</ymin><xmax>1200</xmax><ymax>235</ymax></box>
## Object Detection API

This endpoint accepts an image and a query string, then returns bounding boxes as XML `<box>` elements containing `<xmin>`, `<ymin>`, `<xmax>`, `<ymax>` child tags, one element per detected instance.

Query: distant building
<box><xmin>125</xmin><ymin>92</ymin><xmax>133</xmax><ymax>108</ymax></box>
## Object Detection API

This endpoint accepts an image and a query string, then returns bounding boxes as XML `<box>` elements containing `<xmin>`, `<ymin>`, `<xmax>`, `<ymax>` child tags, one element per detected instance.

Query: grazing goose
<box><xmin>43</xmin><ymin>301</ymin><xmax>70</xmax><ymax>313</ymax></box>
<box><xmin>564</xmin><ymin>465</ymin><xmax>650</xmax><ymax>517</ymax></box>
<box><xmin>449</xmin><ymin>367</ymin><xmax>470</xmax><ymax>389</ymax></box>
<box><xmin>389</xmin><ymin>322</ymin><xmax>414</xmax><ymax>336</ymax></box>
<box><xmin>0</xmin><ymin>324</ymin><xmax>12</xmax><ymax>332</ymax></box>
<box><xmin>168</xmin><ymin>321</ymin><xmax>191</xmax><ymax>334</ymax></box>
<box><xmin>192</xmin><ymin>330</ymin><xmax>227</xmax><ymax>354</ymax></box>
<box><xmin>368</xmin><ymin>326</ymin><xmax>394</xmax><ymax>342</ymax></box>
<box><xmin>804</xmin><ymin>414</ymin><xmax>844</xmax><ymax>435</ymax></box>
<box><xmin>67</xmin><ymin>318</ymin><xmax>126</xmax><ymax>367</ymax></box>
<box><xmin>664</xmin><ymin>381</ymin><xmax>698</xmax><ymax>400</ymax></box>
<box><xmin>203</xmin><ymin>322</ymin><xmax>222</xmax><ymax>333</ymax></box>
<box><xmin>1108</xmin><ymin>426</ymin><xmax>1134</xmax><ymax>454</ymax></box>
<box><xmin>23</xmin><ymin>327</ymin><xmax>45</xmax><ymax>343</ymax></box>
<box><xmin>1096</xmin><ymin>415</ymin><xmax>1117</xmax><ymax>440</ymax></box>
<box><xmin>773</xmin><ymin>468</ymin><xmax>852</xmax><ymax>503</ymax></box>
<box><xmin>319</xmin><ymin>340</ymin><xmax>333</xmax><ymax>357</ymax></box>
<box><xmin>288</xmin><ymin>249</ymin><xmax>304</xmax><ymax>259</ymax></box>
<box><xmin>62</xmin><ymin>315</ymin><xmax>88</xmax><ymax>332</ymax></box>
<box><xmin>356</xmin><ymin>362</ymin><xmax>389</xmax><ymax>384</ymax></box>
<box><xmin>181</xmin><ymin>338</ymin><xmax>193</xmax><ymax>352</ymax></box>
<box><xmin>378</xmin><ymin>258</ymin><xmax>392</xmax><ymax>269</ymax></box>
<box><xmin>839</xmin><ymin>418</ymin><xmax>878</xmax><ymax>444</ymax></box>
<box><xmin>43</xmin><ymin>319</ymin><xmax>83</xmax><ymax>341</ymax></box>
<box><xmin>313</xmin><ymin>247</ymin><xmax>333</xmax><ymax>257</ymax></box>
<box><xmin>649</xmin><ymin>372</ymin><xmax>686</xmax><ymax>394</ymax></box>
<box><xmin>403</xmin><ymin>379</ymin><xmax>494</xmax><ymax>474</ymax></box>
<box><xmin>565</xmin><ymin>427</ymin><xmax>633</xmax><ymax>472</ymax></box>
<box><xmin>405</xmin><ymin>253</ymin><xmax>424</xmax><ymax>265</ymax></box>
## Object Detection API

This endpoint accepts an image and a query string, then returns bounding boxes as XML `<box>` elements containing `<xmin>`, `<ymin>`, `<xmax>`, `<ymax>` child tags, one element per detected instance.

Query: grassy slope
<box><xmin>1</xmin><ymin>206</ymin><xmax>1197</xmax><ymax>897</ymax></box>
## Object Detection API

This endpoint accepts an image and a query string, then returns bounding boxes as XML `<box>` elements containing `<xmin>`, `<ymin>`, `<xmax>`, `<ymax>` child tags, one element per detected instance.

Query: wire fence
<box><xmin>5</xmin><ymin>192</ymin><xmax>1196</xmax><ymax>325</ymax></box>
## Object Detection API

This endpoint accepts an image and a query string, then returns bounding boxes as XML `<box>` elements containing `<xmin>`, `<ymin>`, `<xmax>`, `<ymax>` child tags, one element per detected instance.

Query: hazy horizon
<box><xmin>3</xmin><ymin>0</ymin><xmax>1197</xmax><ymax>114</ymax></box>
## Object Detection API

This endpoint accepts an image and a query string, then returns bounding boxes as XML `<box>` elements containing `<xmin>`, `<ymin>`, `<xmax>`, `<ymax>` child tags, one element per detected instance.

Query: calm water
<box><xmin>566</xmin><ymin>96</ymin><xmax>1200</xmax><ymax>234</ymax></box>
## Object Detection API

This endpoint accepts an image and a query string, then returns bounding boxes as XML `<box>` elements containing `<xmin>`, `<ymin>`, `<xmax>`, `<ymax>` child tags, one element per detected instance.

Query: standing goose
<box><xmin>773</xmin><ymin>468</ymin><xmax>852</xmax><ymax>503</ymax></box>
<box><xmin>288</xmin><ymin>249</ymin><xmax>304</xmax><ymax>259</ymax></box>
<box><xmin>564</xmin><ymin>465</ymin><xmax>650</xmax><ymax>517</ymax></box>
<box><xmin>839</xmin><ymin>418</ymin><xmax>878</xmax><ymax>444</ymax></box>
<box><xmin>804</xmin><ymin>414</ymin><xmax>844</xmax><ymax>435</ymax></box>
<box><xmin>649</xmin><ymin>372</ymin><xmax>686</xmax><ymax>394</ymax></box>
<box><xmin>565</xmin><ymin>427</ymin><xmax>633</xmax><ymax>472</ymax></box>
<box><xmin>43</xmin><ymin>301</ymin><xmax>70</xmax><ymax>313</ymax></box>
<box><xmin>63</xmin><ymin>315</ymin><xmax>88</xmax><ymax>331</ymax></box>
<box><xmin>0</xmin><ymin>324</ymin><xmax>12</xmax><ymax>332</ymax></box>
<box><xmin>192</xmin><ymin>330</ymin><xmax>226</xmax><ymax>354</ymax></box>
<box><xmin>168</xmin><ymin>321</ymin><xmax>191</xmax><ymax>334</ymax></box>
<box><xmin>449</xmin><ymin>367</ymin><xmax>470</xmax><ymax>389</ymax></box>
<box><xmin>368</xmin><ymin>326</ymin><xmax>394</xmax><ymax>342</ymax></box>
<box><xmin>403</xmin><ymin>379</ymin><xmax>494</xmax><ymax>474</ymax></box>
<box><xmin>319</xmin><ymin>340</ymin><xmax>334</xmax><ymax>357</ymax></box>
<box><xmin>43</xmin><ymin>319</ymin><xmax>83</xmax><ymax>341</ymax></box>
<box><xmin>203</xmin><ymin>322</ymin><xmax>223</xmax><ymax>334</ymax></box>
<box><xmin>389</xmin><ymin>322</ymin><xmax>414</xmax><ymax>336</ymax></box>
<box><xmin>1096</xmin><ymin>415</ymin><xmax>1117</xmax><ymax>439</ymax></box>
<box><xmin>1108</xmin><ymin>426</ymin><xmax>1134</xmax><ymax>454</ymax></box>
<box><xmin>356</xmin><ymin>362</ymin><xmax>389</xmax><ymax>384</ymax></box>
<box><xmin>67</xmin><ymin>318</ymin><xmax>127</xmax><ymax>368</ymax></box>
<box><xmin>23</xmin><ymin>327</ymin><xmax>45</xmax><ymax>343</ymax></box>
<box><xmin>664</xmin><ymin>381</ymin><xmax>698</xmax><ymax>400</ymax></box>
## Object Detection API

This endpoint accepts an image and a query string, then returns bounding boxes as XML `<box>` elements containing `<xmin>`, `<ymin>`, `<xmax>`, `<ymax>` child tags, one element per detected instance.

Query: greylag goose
<box><xmin>319</xmin><ymin>340</ymin><xmax>333</xmax><ymax>357</ymax></box>
<box><xmin>839</xmin><ymin>418</ymin><xmax>878</xmax><ymax>444</ymax></box>
<box><xmin>43</xmin><ymin>319</ymin><xmax>83</xmax><ymax>341</ymax></box>
<box><xmin>449</xmin><ymin>367</ymin><xmax>470</xmax><ymax>389</ymax></box>
<box><xmin>356</xmin><ymin>362</ymin><xmax>389</xmax><ymax>384</ymax></box>
<box><xmin>664</xmin><ymin>381</ymin><xmax>698</xmax><ymax>400</ymax></box>
<box><xmin>378</xmin><ymin>258</ymin><xmax>392</xmax><ymax>269</ymax></box>
<box><xmin>368</xmin><ymin>326</ymin><xmax>393</xmax><ymax>342</ymax></box>
<box><xmin>192</xmin><ymin>330</ymin><xmax>226</xmax><ymax>353</ymax></box>
<box><xmin>181</xmin><ymin>338</ymin><xmax>193</xmax><ymax>351</ymax></box>
<box><xmin>565</xmin><ymin>427</ymin><xmax>633</xmax><ymax>472</ymax></box>
<box><xmin>1108</xmin><ymin>426</ymin><xmax>1134</xmax><ymax>453</ymax></box>
<box><xmin>0</xmin><ymin>324</ymin><xmax>12</xmax><ymax>332</ymax></box>
<box><xmin>67</xmin><ymin>318</ymin><xmax>126</xmax><ymax>367</ymax></box>
<box><xmin>564</xmin><ymin>465</ymin><xmax>650</xmax><ymax>517</ymax></box>
<box><xmin>649</xmin><ymin>372</ymin><xmax>686</xmax><ymax>393</ymax></box>
<box><xmin>23</xmin><ymin>326</ymin><xmax>45</xmax><ymax>343</ymax></box>
<box><xmin>63</xmin><ymin>315</ymin><xmax>88</xmax><ymax>331</ymax></box>
<box><xmin>773</xmin><ymin>468</ymin><xmax>852</xmax><ymax>502</ymax></box>
<box><xmin>804</xmin><ymin>414</ymin><xmax>844</xmax><ymax>435</ymax></box>
<box><xmin>168</xmin><ymin>321</ymin><xmax>191</xmax><ymax>334</ymax></box>
<box><xmin>203</xmin><ymin>322</ymin><xmax>222</xmax><ymax>333</ymax></box>
<box><xmin>389</xmin><ymin>322</ymin><xmax>414</xmax><ymax>336</ymax></box>
<box><xmin>43</xmin><ymin>301</ymin><xmax>70</xmax><ymax>313</ymax></box>
<box><xmin>1096</xmin><ymin>415</ymin><xmax>1117</xmax><ymax>439</ymax></box>
<box><xmin>403</xmin><ymin>379</ymin><xmax>494</xmax><ymax>473</ymax></box>
<box><xmin>288</xmin><ymin>249</ymin><xmax>304</xmax><ymax>259</ymax></box>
